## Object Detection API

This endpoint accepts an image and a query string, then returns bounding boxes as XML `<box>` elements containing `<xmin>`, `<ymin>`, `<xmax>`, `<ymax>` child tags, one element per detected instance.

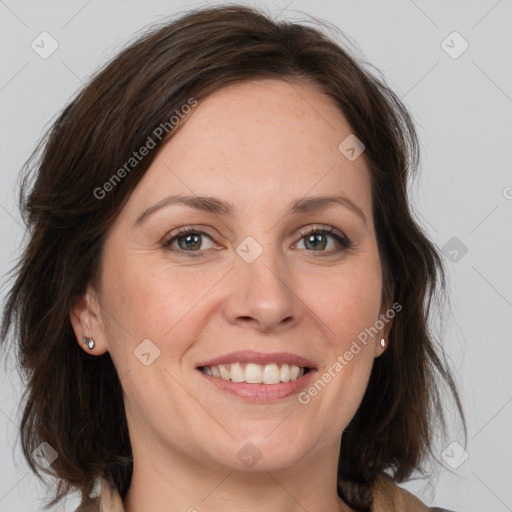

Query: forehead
<box><xmin>120</xmin><ymin>78</ymin><xmax>372</xmax><ymax>225</ymax></box>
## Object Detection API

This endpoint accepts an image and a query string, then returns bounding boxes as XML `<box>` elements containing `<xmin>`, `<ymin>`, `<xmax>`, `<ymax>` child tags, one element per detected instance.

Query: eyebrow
<box><xmin>134</xmin><ymin>193</ymin><xmax>367</xmax><ymax>227</ymax></box>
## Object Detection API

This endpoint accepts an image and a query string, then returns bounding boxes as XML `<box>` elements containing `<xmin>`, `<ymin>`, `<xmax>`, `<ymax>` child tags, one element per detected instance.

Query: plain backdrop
<box><xmin>0</xmin><ymin>1</ymin><xmax>511</xmax><ymax>511</ymax></box>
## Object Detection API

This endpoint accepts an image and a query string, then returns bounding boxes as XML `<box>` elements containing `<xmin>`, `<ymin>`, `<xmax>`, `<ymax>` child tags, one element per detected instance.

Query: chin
<box><xmin>210</xmin><ymin>435</ymin><xmax>310</xmax><ymax>473</ymax></box>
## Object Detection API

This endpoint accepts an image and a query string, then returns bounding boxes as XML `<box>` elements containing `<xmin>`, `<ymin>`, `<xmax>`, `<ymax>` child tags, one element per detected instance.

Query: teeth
<box><xmin>219</xmin><ymin>365</ymin><xmax>229</xmax><ymax>381</ymax></box>
<box><xmin>280</xmin><ymin>364</ymin><xmax>291</xmax><ymax>382</ymax></box>
<box><xmin>245</xmin><ymin>363</ymin><xmax>263</xmax><ymax>383</ymax></box>
<box><xmin>230</xmin><ymin>362</ymin><xmax>245</xmax><ymax>383</ymax></box>
<box><xmin>263</xmin><ymin>363</ymin><xmax>280</xmax><ymax>384</ymax></box>
<box><xmin>201</xmin><ymin>362</ymin><xmax>307</xmax><ymax>384</ymax></box>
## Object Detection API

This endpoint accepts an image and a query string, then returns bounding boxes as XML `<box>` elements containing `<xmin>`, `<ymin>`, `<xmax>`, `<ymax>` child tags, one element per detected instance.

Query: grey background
<box><xmin>0</xmin><ymin>0</ymin><xmax>511</xmax><ymax>510</ymax></box>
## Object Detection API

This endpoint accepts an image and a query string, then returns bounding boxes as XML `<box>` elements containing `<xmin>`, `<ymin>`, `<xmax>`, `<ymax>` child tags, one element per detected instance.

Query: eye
<box><xmin>162</xmin><ymin>224</ymin><xmax>351</xmax><ymax>258</ymax></box>
<box><xmin>294</xmin><ymin>225</ymin><xmax>351</xmax><ymax>254</ymax></box>
<box><xmin>162</xmin><ymin>227</ymin><xmax>215</xmax><ymax>256</ymax></box>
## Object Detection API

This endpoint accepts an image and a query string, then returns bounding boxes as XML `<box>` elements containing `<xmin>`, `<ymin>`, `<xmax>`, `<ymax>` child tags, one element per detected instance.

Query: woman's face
<box><xmin>72</xmin><ymin>78</ymin><xmax>390</xmax><ymax>475</ymax></box>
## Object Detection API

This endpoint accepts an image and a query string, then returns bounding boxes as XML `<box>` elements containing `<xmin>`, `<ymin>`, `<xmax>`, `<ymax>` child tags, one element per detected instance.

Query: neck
<box><xmin>123</xmin><ymin>438</ymin><xmax>354</xmax><ymax>512</ymax></box>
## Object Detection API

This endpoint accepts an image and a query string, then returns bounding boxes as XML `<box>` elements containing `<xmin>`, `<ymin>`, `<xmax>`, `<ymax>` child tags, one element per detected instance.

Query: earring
<box><xmin>82</xmin><ymin>337</ymin><xmax>95</xmax><ymax>350</ymax></box>
<box><xmin>380</xmin><ymin>338</ymin><xmax>386</xmax><ymax>348</ymax></box>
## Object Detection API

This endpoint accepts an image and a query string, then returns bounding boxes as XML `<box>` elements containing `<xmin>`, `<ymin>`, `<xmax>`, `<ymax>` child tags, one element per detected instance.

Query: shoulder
<box><xmin>74</xmin><ymin>477</ymin><xmax>125</xmax><ymax>511</ymax></box>
<box><xmin>73</xmin><ymin>496</ymin><xmax>100</xmax><ymax>511</ymax></box>
<box><xmin>372</xmin><ymin>472</ymin><xmax>459</xmax><ymax>512</ymax></box>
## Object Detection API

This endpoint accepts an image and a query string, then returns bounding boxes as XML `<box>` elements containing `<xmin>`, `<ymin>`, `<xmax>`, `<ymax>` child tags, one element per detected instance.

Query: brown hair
<box><xmin>1</xmin><ymin>4</ymin><xmax>466</xmax><ymax>511</ymax></box>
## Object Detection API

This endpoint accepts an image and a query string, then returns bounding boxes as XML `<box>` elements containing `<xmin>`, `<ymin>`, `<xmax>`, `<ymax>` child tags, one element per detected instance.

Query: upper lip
<box><xmin>196</xmin><ymin>350</ymin><xmax>317</xmax><ymax>370</ymax></box>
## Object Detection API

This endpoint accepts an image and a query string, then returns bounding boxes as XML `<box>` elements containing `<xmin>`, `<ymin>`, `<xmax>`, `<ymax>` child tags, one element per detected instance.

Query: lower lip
<box><xmin>197</xmin><ymin>368</ymin><xmax>316</xmax><ymax>402</ymax></box>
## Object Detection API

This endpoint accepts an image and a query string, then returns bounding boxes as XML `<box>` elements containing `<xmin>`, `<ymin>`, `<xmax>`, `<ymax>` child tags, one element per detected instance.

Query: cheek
<box><xmin>305</xmin><ymin>258</ymin><xmax>383</xmax><ymax>349</ymax></box>
<box><xmin>99</xmin><ymin>247</ymin><xmax>216</xmax><ymax>357</ymax></box>
<box><xmin>299</xmin><ymin>264</ymin><xmax>381</xmax><ymax>427</ymax></box>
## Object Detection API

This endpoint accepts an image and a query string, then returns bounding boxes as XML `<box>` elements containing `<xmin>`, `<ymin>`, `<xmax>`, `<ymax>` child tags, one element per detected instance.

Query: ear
<box><xmin>70</xmin><ymin>284</ymin><xmax>109</xmax><ymax>355</ymax></box>
<box><xmin>373</xmin><ymin>301</ymin><xmax>398</xmax><ymax>358</ymax></box>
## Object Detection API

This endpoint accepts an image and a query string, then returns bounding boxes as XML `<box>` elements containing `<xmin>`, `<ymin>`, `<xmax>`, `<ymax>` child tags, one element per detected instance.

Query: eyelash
<box><xmin>161</xmin><ymin>225</ymin><xmax>351</xmax><ymax>258</ymax></box>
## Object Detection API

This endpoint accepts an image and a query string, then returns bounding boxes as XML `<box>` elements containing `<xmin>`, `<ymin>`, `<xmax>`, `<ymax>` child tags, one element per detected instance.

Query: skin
<box><xmin>71</xmin><ymin>78</ymin><xmax>392</xmax><ymax>512</ymax></box>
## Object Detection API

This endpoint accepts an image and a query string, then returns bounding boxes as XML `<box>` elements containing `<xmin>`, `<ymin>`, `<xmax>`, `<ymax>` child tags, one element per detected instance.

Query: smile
<box><xmin>197</xmin><ymin>364</ymin><xmax>315</xmax><ymax>402</ymax></box>
<box><xmin>199</xmin><ymin>362</ymin><xmax>310</xmax><ymax>384</ymax></box>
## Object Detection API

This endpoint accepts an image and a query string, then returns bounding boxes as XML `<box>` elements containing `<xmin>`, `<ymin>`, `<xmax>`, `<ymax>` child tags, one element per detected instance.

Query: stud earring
<box><xmin>380</xmin><ymin>338</ymin><xmax>386</xmax><ymax>348</ymax></box>
<box><xmin>82</xmin><ymin>337</ymin><xmax>95</xmax><ymax>350</ymax></box>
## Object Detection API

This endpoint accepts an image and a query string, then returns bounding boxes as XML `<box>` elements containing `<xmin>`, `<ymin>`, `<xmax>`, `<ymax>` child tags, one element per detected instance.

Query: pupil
<box><xmin>183</xmin><ymin>234</ymin><xmax>200</xmax><ymax>249</ymax></box>
<box><xmin>308</xmin><ymin>234</ymin><xmax>325</xmax><ymax>250</ymax></box>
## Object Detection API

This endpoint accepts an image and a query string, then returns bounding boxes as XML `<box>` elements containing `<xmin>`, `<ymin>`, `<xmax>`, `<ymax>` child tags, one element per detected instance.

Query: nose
<box><xmin>222</xmin><ymin>243</ymin><xmax>300</xmax><ymax>333</ymax></box>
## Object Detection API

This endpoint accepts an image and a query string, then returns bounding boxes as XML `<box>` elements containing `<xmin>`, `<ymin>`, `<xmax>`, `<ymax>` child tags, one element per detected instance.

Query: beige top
<box><xmin>75</xmin><ymin>473</ymin><xmax>455</xmax><ymax>512</ymax></box>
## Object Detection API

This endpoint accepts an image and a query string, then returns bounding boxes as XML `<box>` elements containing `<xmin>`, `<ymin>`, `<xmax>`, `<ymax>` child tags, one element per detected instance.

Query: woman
<box><xmin>0</xmin><ymin>4</ymin><xmax>466</xmax><ymax>511</ymax></box>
